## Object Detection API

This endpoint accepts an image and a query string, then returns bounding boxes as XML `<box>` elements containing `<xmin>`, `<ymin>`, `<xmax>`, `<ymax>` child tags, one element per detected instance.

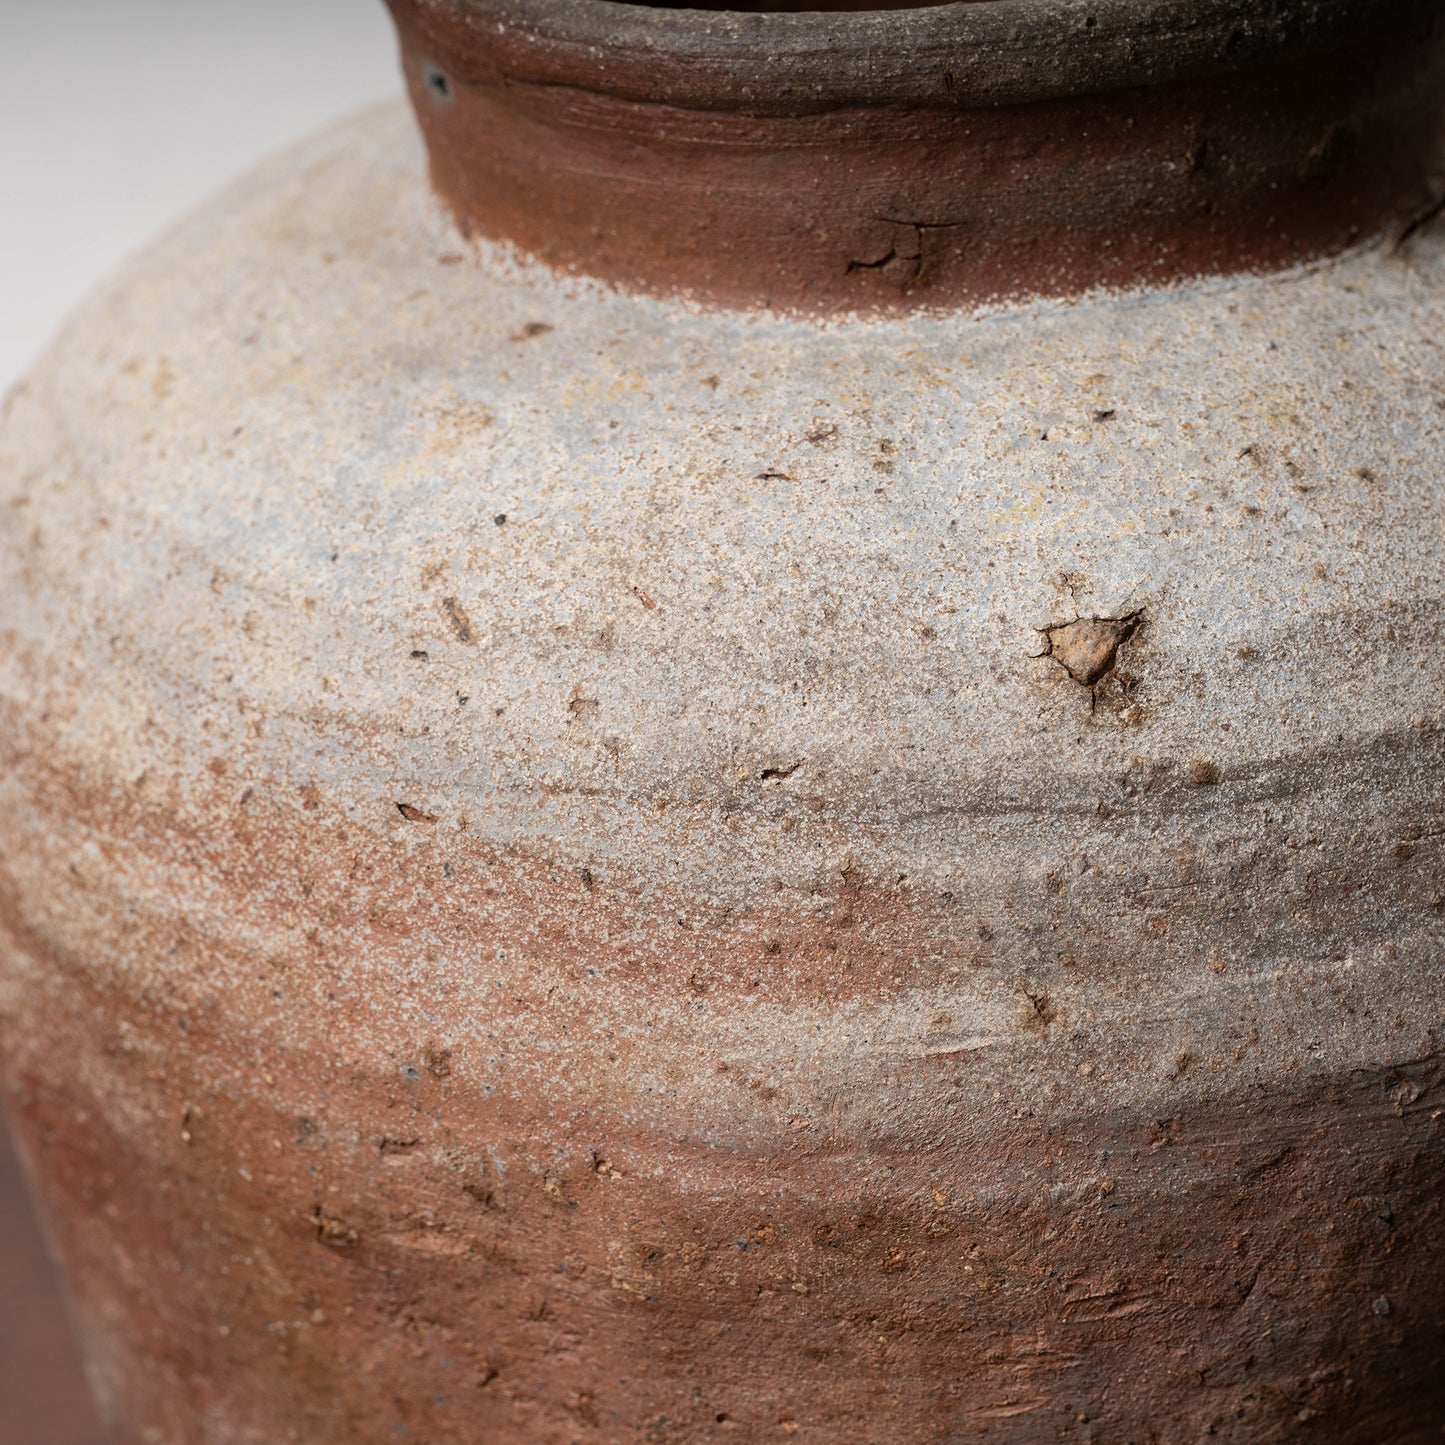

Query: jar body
<box><xmin>1</xmin><ymin>106</ymin><xmax>1443</xmax><ymax>1443</ymax></box>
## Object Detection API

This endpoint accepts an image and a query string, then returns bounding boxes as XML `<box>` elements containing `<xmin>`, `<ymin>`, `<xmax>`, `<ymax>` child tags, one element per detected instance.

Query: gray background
<box><xmin>1</xmin><ymin>0</ymin><xmax>400</xmax><ymax>391</ymax></box>
<box><xmin>0</xmin><ymin>7</ymin><xmax>400</xmax><ymax>1439</ymax></box>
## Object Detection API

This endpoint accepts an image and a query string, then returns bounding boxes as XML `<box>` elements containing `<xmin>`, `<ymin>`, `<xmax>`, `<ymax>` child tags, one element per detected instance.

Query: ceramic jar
<box><xmin>2</xmin><ymin>0</ymin><xmax>1443</xmax><ymax>1439</ymax></box>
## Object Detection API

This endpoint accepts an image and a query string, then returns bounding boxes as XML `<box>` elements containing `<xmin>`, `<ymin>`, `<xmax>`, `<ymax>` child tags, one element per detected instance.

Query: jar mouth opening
<box><xmin>616</xmin><ymin>0</ymin><xmax>964</xmax><ymax>12</ymax></box>
<box><xmin>398</xmin><ymin>0</ymin><xmax>1413</xmax><ymax>113</ymax></box>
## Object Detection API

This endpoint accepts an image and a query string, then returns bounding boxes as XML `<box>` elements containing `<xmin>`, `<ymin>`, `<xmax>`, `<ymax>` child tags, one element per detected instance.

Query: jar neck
<box><xmin>385</xmin><ymin>0</ymin><xmax>1445</xmax><ymax>315</ymax></box>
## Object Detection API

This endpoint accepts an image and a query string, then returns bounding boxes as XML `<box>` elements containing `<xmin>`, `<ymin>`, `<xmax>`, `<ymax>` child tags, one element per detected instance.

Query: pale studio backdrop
<box><xmin>0</xmin><ymin>7</ymin><xmax>399</xmax><ymax>1440</ymax></box>
<box><xmin>0</xmin><ymin>1</ymin><xmax>400</xmax><ymax>392</ymax></box>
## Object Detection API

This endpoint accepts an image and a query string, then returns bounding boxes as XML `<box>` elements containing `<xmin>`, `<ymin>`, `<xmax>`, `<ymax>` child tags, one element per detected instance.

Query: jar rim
<box><xmin>387</xmin><ymin>0</ymin><xmax>1444</xmax><ymax>312</ymax></box>
<box><xmin>402</xmin><ymin>0</ymin><xmax>1419</xmax><ymax>113</ymax></box>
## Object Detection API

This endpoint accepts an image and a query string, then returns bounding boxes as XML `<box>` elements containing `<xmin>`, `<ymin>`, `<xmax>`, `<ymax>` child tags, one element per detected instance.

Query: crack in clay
<box><xmin>759</xmin><ymin>762</ymin><xmax>803</xmax><ymax>782</ymax></box>
<box><xmin>846</xmin><ymin>246</ymin><xmax>906</xmax><ymax>275</ymax></box>
<box><xmin>847</xmin><ymin>220</ymin><xmax>967</xmax><ymax>288</ymax></box>
<box><xmin>1393</xmin><ymin>189</ymin><xmax>1445</xmax><ymax>250</ymax></box>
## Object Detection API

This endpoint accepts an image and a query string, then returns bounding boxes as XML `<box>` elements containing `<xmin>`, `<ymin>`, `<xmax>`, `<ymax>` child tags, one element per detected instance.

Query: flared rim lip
<box><xmin>401</xmin><ymin>0</ymin><xmax>1426</xmax><ymax>110</ymax></box>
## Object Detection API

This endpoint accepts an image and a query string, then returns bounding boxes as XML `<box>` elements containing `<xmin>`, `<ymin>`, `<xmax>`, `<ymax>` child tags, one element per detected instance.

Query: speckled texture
<box><xmin>1</xmin><ymin>103</ymin><xmax>1443</xmax><ymax>1443</ymax></box>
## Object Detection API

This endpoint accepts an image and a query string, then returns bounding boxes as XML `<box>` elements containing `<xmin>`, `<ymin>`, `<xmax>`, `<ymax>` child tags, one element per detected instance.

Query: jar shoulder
<box><xmin>3</xmin><ymin>101</ymin><xmax>1444</xmax><ymax>818</ymax></box>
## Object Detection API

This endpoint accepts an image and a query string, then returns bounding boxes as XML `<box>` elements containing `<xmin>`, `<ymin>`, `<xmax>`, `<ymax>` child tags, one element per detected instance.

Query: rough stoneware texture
<box><xmin>1</xmin><ymin>103</ymin><xmax>1444</xmax><ymax>1443</ymax></box>
<box><xmin>387</xmin><ymin>0</ymin><xmax>1445</xmax><ymax>311</ymax></box>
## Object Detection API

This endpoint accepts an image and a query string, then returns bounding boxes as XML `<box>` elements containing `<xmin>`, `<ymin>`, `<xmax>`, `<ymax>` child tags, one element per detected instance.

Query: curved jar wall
<box><xmin>1</xmin><ymin>0</ymin><xmax>1444</xmax><ymax>1440</ymax></box>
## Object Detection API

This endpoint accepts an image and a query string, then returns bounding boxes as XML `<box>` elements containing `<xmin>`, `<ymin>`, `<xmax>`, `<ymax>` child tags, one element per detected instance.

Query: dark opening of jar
<box><xmin>617</xmin><ymin>0</ymin><xmax>965</xmax><ymax>12</ymax></box>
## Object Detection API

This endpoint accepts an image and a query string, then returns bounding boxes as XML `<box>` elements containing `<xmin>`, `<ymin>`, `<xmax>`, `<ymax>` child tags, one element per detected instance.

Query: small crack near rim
<box><xmin>846</xmin><ymin>219</ymin><xmax>968</xmax><ymax>283</ymax></box>
<box><xmin>847</xmin><ymin>247</ymin><xmax>906</xmax><ymax>275</ymax></box>
<box><xmin>1394</xmin><ymin>189</ymin><xmax>1445</xmax><ymax>251</ymax></box>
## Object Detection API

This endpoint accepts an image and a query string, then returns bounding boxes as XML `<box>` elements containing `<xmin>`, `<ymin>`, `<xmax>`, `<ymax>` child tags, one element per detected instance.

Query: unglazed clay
<box><xmin>1</xmin><ymin>1</ymin><xmax>1444</xmax><ymax>1441</ymax></box>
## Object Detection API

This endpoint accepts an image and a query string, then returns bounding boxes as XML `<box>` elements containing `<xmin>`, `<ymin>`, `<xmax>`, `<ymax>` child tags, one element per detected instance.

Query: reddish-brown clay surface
<box><xmin>3</xmin><ymin>4</ymin><xmax>1445</xmax><ymax>1432</ymax></box>
<box><xmin>0</xmin><ymin>1117</ymin><xmax>108</xmax><ymax>1445</ymax></box>
<box><xmin>14</xmin><ymin>1025</ymin><xmax>1445</xmax><ymax>1443</ymax></box>
<box><xmin>387</xmin><ymin>0</ymin><xmax>1445</xmax><ymax>313</ymax></box>
<box><xmin>3</xmin><ymin>722</ymin><xmax>1443</xmax><ymax>1441</ymax></box>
